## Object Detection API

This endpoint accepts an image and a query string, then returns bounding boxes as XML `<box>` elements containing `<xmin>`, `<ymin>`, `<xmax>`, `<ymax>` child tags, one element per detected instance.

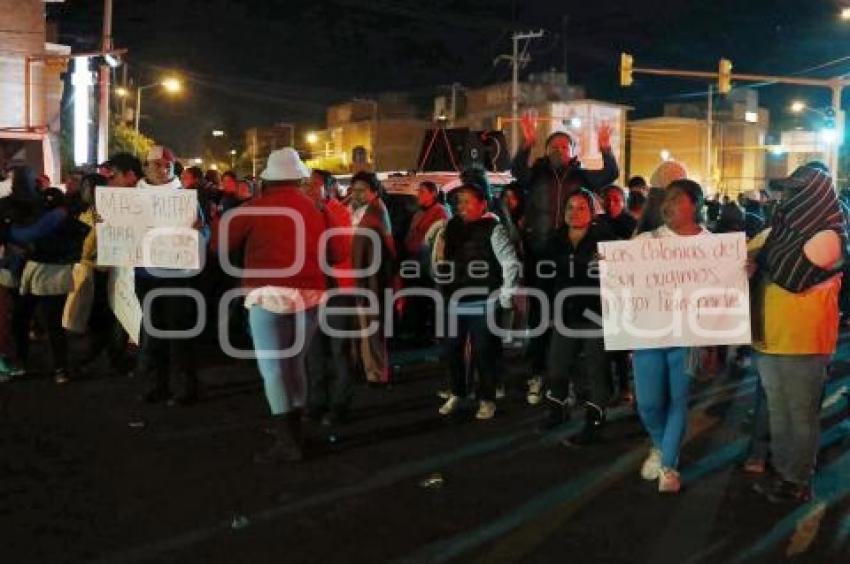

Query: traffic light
<box><xmin>718</xmin><ymin>58</ymin><xmax>733</xmax><ymax>94</ymax></box>
<box><xmin>620</xmin><ymin>52</ymin><xmax>634</xmax><ymax>87</ymax></box>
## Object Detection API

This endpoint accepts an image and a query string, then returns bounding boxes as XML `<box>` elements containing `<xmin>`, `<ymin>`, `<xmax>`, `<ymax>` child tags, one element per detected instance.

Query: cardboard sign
<box><xmin>108</xmin><ymin>267</ymin><xmax>142</xmax><ymax>344</ymax></box>
<box><xmin>598</xmin><ymin>232</ymin><xmax>751</xmax><ymax>351</ymax></box>
<box><xmin>96</xmin><ymin>187</ymin><xmax>199</xmax><ymax>269</ymax></box>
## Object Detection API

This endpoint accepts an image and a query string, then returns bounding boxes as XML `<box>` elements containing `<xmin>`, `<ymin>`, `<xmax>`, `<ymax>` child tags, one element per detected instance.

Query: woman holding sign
<box><xmin>633</xmin><ymin>179</ymin><xmax>709</xmax><ymax>494</ymax></box>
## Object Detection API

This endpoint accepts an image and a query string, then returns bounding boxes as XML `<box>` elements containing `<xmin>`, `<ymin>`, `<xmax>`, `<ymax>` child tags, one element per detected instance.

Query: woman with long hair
<box><xmin>632</xmin><ymin>180</ymin><xmax>709</xmax><ymax>494</ymax></box>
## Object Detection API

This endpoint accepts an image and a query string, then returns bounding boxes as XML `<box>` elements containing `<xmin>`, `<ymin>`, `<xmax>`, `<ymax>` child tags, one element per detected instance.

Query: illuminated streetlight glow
<box><xmin>842</xmin><ymin>7</ymin><xmax>850</xmax><ymax>20</ymax></box>
<box><xmin>306</xmin><ymin>132</ymin><xmax>318</xmax><ymax>144</ymax></box>
<box><xmin>73</xmin><ymin>56</ymin><xmax>93</xmax><ymax>166</ymax></box>
<box><xmin>660</xmin><ymin>149</ymin><xmax>671</xmax><ymax>161</ymax></box>
<box><xmin>161</xmin><ymin>77</ymin><xmax>182</xmax><ymax>93</ymax></box>
<box><xmin>820</xmin><ymin>128</ymin><xmax>838</xmax><ymax>144</ymax></box>
<box><xmin>790</xmin><ymin>100</ymin><xmax>806</xmax><ymax>114</ymax></box>
<box><xmin>212</xmin><ymin>130</ymin><xmax>225</xmax><ymax>137</ymax></box>
<box><xmin>115</xmin><ymin>86</ymin><xmax>128</xmax><ymax>98</ymax></box>
<box><xmin>229</xmin><ymin>149</ymin><xmax>237</xmax><ymax>155</ymax></box>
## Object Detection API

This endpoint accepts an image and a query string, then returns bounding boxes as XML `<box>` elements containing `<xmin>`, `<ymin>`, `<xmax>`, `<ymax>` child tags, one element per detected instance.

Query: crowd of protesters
<box><xmin>0</xmin><ymin>113</ymin><xmax>846</xmax><ymax>504</ymax></box>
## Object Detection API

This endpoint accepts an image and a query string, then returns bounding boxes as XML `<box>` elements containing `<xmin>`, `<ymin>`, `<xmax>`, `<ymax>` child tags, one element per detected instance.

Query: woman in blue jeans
<box><xmin>633</xmin><ymin>179</ymin><xmax>709</xmax><ymax>494</ymax></box>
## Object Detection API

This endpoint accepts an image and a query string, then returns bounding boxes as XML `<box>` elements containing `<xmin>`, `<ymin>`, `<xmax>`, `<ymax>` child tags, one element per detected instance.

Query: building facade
<box><xmin>629</xmin><ymin>90</ymin><xmax>770</xmax><ymax>195</ymax></box>
<box><xmin>0</xmin><ymin>0</ymin><xmax>68</xmax><ymax>181</ymax></box>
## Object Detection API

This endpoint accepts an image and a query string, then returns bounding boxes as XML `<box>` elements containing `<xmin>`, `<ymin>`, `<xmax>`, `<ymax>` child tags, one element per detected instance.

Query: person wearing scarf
<box><xmin>748</xmin><ymin>163</ymin><xmax>845</xmax><ymax>504</ymax></box>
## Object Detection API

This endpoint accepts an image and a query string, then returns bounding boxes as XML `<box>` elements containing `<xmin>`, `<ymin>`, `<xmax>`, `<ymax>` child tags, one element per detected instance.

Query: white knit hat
<box><xmin>650</xmin><ymin>160</ymin><xmax>688</xmax><ymax>188</ymax></box>
<box><xmin>260</xmin><ymin>147</ymin><xmax>310</xmax><ymax>181</ymax></box>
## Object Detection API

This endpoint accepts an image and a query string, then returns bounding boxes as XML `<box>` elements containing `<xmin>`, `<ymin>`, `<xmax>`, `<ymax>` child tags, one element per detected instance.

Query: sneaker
<box><xmin>527</xmin><ymin>376</ymin><xmax>543</xmax><ymax>405</ymax></box>
<box><xmin>641</xmin><ymin>448</ymin><xmax>663</xmax><ymax>480</ymax></box>
<box><xmin>54</xmin><ymin>369</ymin><xmax>71</xmax><ymax>385</ymax></box>
<box><xmin>475</xmin><ymin>400</ymin><xmax>496</xmax><ymax>420</ymax></box>
<box><xmin>658</xmin><ymin>468</ymin><xmax>681</xmax><ymax>494</ymax></box>
<box><xmin>743</xmin><ymin>456</ymin><xmax>767</xmax><ymax>475</ymax></box>
<box><xmin>438</xmin><ymin>395</ymin><xmax>462</xmax><ymax>416</ymax></box>
<box><xmin>495</xmin><ymin>385</ymin><xmax>506</xmax><ymax>400</ymax></box>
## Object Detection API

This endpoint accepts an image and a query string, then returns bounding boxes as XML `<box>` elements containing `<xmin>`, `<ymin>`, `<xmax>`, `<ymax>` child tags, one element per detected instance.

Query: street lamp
<box><xmin>161</xmin><ymin>77</ymin><xmax>181</xmax><ymax>93</ymax></box>
<box><xmin>134</xmin><ymin>77</ymin><xmax>183</xmax><ymax>132</ymax></box>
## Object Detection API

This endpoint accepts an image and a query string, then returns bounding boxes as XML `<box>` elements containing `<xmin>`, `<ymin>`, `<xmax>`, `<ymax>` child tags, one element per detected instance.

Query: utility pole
<box><xmin>97</xmin><ymin>0</ymin><xmax>113</xmax><ymax>164</ymax></box>
<box><xmin>562</xmin><ymin>15</ymin><xmax>569</xmax><ymax>85</ymax></box>
<box><xmin>706</xmin><ymin>84</ymin><xmax>713</xmax><ymax>188</ymax></box>
<box><xmin>450</xmin><ymin>82</ymin><xmax>462</xmax><ymax>127</ymax></box>
<box><xmin>120</xmin><ymin>63</ymin><xmax>128</xmax><ymax>125</ymax></box>
<box><xmin>497</xmin><ymin>30</ymin><xmax>545</xmax><ymax>155</ymax></box>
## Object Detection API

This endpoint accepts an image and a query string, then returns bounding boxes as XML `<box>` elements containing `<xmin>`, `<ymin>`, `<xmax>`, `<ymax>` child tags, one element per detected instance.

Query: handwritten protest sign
<box><xmin>108</xmin><ymin>267</ymin><xmax>142</xmax><ymax>344</ymax></box>
<box><xmin>598</xmin><ymin>232</ymin><xmax>751</xmax><ymax>351</ymax></box>
<box><xmin>96</xmin><ymin>187</ymin><xmax>199</xmax><ymax>269</ymax></box>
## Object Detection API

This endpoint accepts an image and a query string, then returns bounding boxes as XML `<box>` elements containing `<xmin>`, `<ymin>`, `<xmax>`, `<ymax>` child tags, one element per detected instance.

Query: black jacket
<box><xmin>602</xmin><ymin>212</ymin><xmax>637</xmax><ymax>241</ymax></box>
<box><xmin>441</xmin><ymin>215</ymin><xmax>502</xmax><ymax>301</ymax></box>
<box><xmin>511</xmin><ymin>147</ymin><xmax>618</xmax><ymax>253</ymax></box>
<box><xmin>543</xmin><ymin>222</ymin><xmax>615</xmax><ymax>326</ymax></box>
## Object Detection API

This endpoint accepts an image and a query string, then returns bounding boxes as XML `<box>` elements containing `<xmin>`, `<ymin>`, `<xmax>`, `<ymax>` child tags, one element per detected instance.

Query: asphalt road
<box><xmin>1</xmin><ymin>336</ymin><xmax>850</xmax><ymax>564</ymax></box>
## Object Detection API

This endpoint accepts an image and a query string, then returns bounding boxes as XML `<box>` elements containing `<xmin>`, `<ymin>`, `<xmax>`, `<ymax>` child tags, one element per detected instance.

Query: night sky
<box><xmin>52</xmin><ymin>0</ymin><xmax>850</xmax><ymax>155</ymax></box>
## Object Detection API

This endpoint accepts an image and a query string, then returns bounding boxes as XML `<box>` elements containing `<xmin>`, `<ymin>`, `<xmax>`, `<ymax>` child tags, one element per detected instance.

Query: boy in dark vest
<box><xmin>433</xmin><ymin>182</ymin><xmax>520</xmax><ymax>420</ymax></box>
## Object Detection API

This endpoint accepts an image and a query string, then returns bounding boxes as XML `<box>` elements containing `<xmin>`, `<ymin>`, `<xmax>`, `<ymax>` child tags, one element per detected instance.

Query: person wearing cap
<box><xmin>432</xmin><ymin>181</ymin><xmax>521</xmax><ymax>420</ymax></box>
<box><xmin>133</xmin><ymin>145</ymin><xmax>206</xmax><ymax>406</ymax></box>
<box><xmin>630</xmin><ymin>179</ymin><xmax>710</xmax><ymax>495</ymax></box>
<box><xmin>211</xmin><ymin>147</ymin><xmax>326</xmax><ymax>463</ymax></box>
<box><xmin>139</xmin><ymin>146</ymin><xmax>182</xmax><ymax>190</ymax></box>
<box><xmin>511</xmin><ymin>114</ymin><xmax>618</xmax><ymax>406</ymax></box>
<box><xmin>627</xmin><ymin>175</ymin><xmax>648</xmax><ymax>196</ymax></box>
<box><xmin>748</xmin><ymin>164</ymin><xmax>845</xmax><ymax>503</ymax></box>
<box><xmin>635</xmin><ymin>160</ymin><xmax>690</xmax><ymax>235</ymax></box>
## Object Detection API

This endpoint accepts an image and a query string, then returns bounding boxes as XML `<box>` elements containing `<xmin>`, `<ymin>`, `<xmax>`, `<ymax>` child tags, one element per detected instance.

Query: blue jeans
<box><xmin>248</xmin><ymin>306</ymin><xmax>319</xmax><ymax>415</ymax></box>
<box><xmin>755</xmin><ymin>353</ymin><xmax>829</xmax><ymax>485</ymax></box>
<box><xmin>748</xmin><ymin>378</ymin><xmax>770</xmax><ymax>460</ymax></box>
<box><xmin>633</xmin><ymin>347</ymin><xmax>691</xmax><ymax>469</ymax></box>
<box><xmin>443</xmin><ymin>307</ymin><xmax>499</xmax><ymax>401</ymax></box>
